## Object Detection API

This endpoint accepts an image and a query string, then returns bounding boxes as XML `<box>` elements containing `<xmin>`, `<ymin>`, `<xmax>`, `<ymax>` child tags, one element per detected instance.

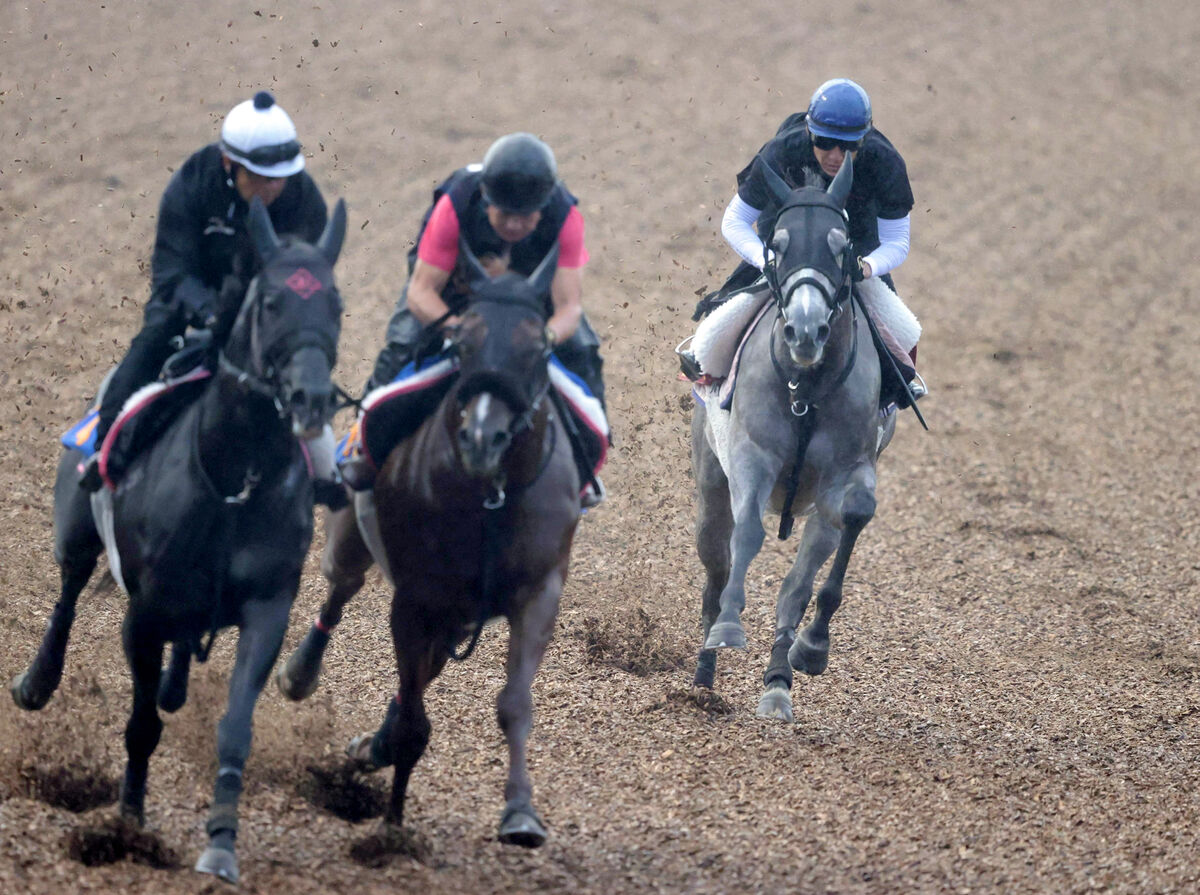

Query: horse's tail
<box><xmin>94</xmin><ymin>568</ymin><xmax>118</xmax><ymax>595</ymax></box>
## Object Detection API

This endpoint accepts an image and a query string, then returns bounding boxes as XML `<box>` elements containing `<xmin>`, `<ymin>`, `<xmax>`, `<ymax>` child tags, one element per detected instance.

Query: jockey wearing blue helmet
<box><xmin>684</xmin><ymin>77</ymin><xmax>925</xmax><ymax>401</ymax></box>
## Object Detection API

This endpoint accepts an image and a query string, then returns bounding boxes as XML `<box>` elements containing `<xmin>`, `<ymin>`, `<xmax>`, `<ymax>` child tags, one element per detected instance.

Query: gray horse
<box><xmin>691</xmin><ymin>154</ymin><xmax>895</xmax><ymax>722</ymax></box>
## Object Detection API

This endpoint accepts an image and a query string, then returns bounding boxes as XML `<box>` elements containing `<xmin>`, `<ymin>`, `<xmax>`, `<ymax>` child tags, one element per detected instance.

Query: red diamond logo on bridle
<box><xmin>286</xmin><ymin>268</ymin><xmax>323</xmax><ymax>299</ymax></box>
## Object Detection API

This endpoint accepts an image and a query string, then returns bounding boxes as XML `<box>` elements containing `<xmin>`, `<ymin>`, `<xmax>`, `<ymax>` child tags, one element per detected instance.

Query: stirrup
<box><xmin>908</xmin><ymin>370</ymin><xmax>928</xmax><ymax>402</ymax></box>
<box><xmin>581</xmin><ymin>476</ymin><xmax>606</xmax><ymax>510</ymax></box>
<box><xmin>674</xmin><ymin>337</ymin><xmax>705</xmax><ymax>383</ymax></box>
<box><xmin>78</xmin><ymin>454</ymin><xmax>103</xmax><ymax>492</ymax></box>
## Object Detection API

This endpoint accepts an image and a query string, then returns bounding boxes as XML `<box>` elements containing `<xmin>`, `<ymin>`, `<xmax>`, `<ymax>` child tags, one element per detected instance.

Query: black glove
<box><xmin>217</xmin><ymin>274</ymin><xmax>246</xmax><ymax>310</ymax></box>
<box><xmin>174</xmin><ymin>279</ymin><xmax>218</xmax><ymax>328</ymax></box>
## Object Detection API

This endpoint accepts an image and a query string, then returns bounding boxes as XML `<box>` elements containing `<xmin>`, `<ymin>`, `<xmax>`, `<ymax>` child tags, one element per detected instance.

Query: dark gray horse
<box><xmin>11</xmin><ymin>198</ymin><xmax>347</xmax><ymax>883</ymax></box>
<box><xmin>691</xmin><ymin>154</ymin><xmax>895</xmax><ymax>722</ymax></box>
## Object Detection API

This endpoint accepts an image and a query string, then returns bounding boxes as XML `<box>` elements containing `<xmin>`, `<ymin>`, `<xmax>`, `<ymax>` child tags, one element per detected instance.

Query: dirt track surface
<box><xmin>2</xmin><ymin>2</ymin><xmax>1198</xmax><ymax>893</ymax></box>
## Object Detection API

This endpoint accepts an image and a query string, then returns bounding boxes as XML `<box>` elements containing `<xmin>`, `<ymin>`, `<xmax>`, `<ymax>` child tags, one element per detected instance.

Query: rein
<box><xmin>450</xmin><ymin>381</ymin><xmax>559</xmax><ymax>662</ymax></box>
<box><xmin>762</xmin><ymin>219</ymin><xmax>858</xmax><ymax>539</ymax></box>
<box><xmin>184</xmin><ymin>408</ymin><xmax>265</xmax><ymax>662</ymax></box>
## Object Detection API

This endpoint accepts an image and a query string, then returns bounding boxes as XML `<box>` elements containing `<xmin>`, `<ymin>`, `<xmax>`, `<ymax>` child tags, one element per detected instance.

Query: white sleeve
<box><xmin>721</xmin><ymin>192</ymin><xmax>766</xmax><ymax>270</ymax></box>
<box><xmin>862</xmin><ymin>214</ymin><xmax>910</xmax><ymax>278</ymax></box>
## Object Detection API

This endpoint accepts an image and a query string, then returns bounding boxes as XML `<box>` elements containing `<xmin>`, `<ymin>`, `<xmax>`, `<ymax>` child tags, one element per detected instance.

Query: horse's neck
<box><xmin>195</xmin><ymin>372</ymin><xmax>293</xmax><ymax>495</ymax></box>
<box><xmin>505</xmin><ymin>405</ymin><xmax>553</xmax><ymax>485</ymax></box>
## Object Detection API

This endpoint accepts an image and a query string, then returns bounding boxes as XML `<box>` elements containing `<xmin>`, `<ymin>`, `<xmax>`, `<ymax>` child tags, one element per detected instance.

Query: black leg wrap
<box><xmin>694</xmin><ymin>648</ymin><xmax>717</xmax><ymax>689</ymax></box>
<box><xmin>763</xmin><ymin>630</ymin><xmax>795</xmax><ymax>689</ymax></box>
<box><xmin>206</xmin><ymin>806</ymin><xmax>240</xmax><ymax>838</ymax></box>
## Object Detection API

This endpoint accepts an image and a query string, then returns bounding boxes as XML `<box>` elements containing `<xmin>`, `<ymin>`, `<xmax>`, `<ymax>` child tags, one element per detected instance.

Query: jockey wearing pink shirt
<box><xmin>367</xmin><ymin>133</ymin><xmax>605</xmax><ymax>408</ymax></box>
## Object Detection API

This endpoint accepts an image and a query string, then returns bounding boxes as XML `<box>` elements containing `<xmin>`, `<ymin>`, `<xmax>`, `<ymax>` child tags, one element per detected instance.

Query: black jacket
<box><xmin>736</xmin><ymin>113</ymin><xmax>913</xmax><ymax>255</ymax></box>
<box><xmin>150</xmin><ymin>143</ymin><xmax>327</xmax><ymax>316</ymax></box>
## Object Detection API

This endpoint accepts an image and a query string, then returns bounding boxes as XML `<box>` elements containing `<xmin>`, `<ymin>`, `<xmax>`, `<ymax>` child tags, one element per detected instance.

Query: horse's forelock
<box><xmin>470</xmin><ymin>276</ymin><xmax>547</xmax><ymax>319</ymax></box>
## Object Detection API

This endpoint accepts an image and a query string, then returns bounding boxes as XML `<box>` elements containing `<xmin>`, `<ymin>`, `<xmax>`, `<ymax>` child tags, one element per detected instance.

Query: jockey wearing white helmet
<box><xmin>85</xmin><ymin>92</ymin><xmax>344</xmax><ymax>505</ymax></box>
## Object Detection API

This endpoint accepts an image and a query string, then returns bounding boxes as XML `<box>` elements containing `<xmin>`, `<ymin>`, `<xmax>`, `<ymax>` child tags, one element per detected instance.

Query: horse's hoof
<box><xmin>10</xmin><ymin>670</ymin><xmax>52</xmax><ymax>711</ymax></box>
<box><xmin>276</xmin><ymin>660</ymin><xmax>318</xmax><ymax>702</ymax></box>
<box><xmin>703</xmin><ymin>621</ymin><xmax>747</xmax><ymax>651</ymax></box>
<box><xmin>195</xmin><ymin>845</ymin><xmax>239</xmax><ymax>884</ymax></box>
<box><xmin>755</xmin><ymin>683</ymin><xmax>794</xmax><ymax>722</ymax></box>
<box><xmin>157</xmin><ymin>677</ymin><xmax>188</xmax><ymax>714</ymax></box>
<box><xmin>345</xmin><ymin>733</ymin><xmax>386</xmax><ymax>772</ymax></box>
<box><xmin>498</xmin><ymin>803</ymin><xmax>547</xmax><ymax>848</ymax></box>
<box><xmin>789</xmin><ymin>632</ymin><xmax>829</xmax><ymax>676</ymax></box>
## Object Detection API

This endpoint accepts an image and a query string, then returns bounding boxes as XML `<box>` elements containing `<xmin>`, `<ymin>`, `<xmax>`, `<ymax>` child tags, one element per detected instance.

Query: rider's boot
<box><xmin>78</xmin><ymin>454</ymin><xmax>104</xmax><ymax>493</ymax></box>
<box><xmin>581</xmin><ymin>475</ymin><xmax>606</xmax><ymax>511</ymax></box>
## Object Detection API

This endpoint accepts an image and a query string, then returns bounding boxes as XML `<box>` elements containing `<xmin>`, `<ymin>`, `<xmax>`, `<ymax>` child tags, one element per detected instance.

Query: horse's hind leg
<box><xmin>359</xmin><ymin>620</ymin><xmax>446</xmax><ymax>830</ymax></box>
<box><xmin>790</xmin><ymin>468</ymin><xmax>877</xmax><ymax>676</ymax></box>
<box><xmin>12</xmin><ymin>455</ymin><xmax>103</xmax><ymax>710</ymax></box>
<box><xmin>756</xmin><ymin>515</ymin><xmax>838</xmax><ymax>721</ymax></box>
<box><xmin>496</xmin><ymin>575</ymin><xmax>561</xmax><ymax>847</ymax></box>
<box><xmin>692</xmin><ymin>409</ymin><xmax>732</xmax><ymax>688</ymax></box>
<box><xmin>278</xmin><ymin>505</ymin><xmax>373</xmax><ymax>701</ymax></box>
<box><xmin>119</xmin><ymin>617</ymin><xmax>165</xmax><ymax>826</ymax></box>
<box><xmin>157</xmin><ymin>642</ymin><xmax>192</xmax><ymax>713</ymax></box>
<box><xmin>196</xmin><ymin>593</ymin><xmax>292</xmax><ymax>884</ymax></box>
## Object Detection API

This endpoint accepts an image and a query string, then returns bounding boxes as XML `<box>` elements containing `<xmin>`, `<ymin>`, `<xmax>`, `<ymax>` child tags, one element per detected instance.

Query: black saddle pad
<box><xmin>105</xmin><ymin>374</ymin><xmax>210</xmax><ymax>486</ymax></box>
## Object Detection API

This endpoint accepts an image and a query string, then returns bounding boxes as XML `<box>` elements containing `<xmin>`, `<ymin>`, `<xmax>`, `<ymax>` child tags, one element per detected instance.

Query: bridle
<box><xmin>450</xmin><ymin>301</ymin><xmax>556</xmax><ymax>510</ymax></box>
<box><xmin>218</xmin><ymin>273</ymin><xmax>341</xmax><ymax>420</ymax></box>
<box><xmin>761</xmin><ymin>194</ymin><xmax>860</xmax><ymax>416</ymax></box>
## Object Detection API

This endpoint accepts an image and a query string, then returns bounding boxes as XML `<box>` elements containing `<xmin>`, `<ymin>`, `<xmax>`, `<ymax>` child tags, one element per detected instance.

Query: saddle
<box><xmin>337</xmin><ymin>351</ymin><xmax>609</xmax><ymax>495</ymax></box>
<box><xmin>685</xmin><ymin>276</ymin><xmax>920</xmax><ymax>412</ymax></box>
<box><xmin>65</xmin><ymin>335</ymin><xmax>215</xmax><ymax>490</ymax></box>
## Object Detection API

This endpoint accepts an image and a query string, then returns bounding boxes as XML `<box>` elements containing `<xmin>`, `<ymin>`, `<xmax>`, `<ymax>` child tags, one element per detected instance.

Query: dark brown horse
<box><xmin>279</xmin><ymin>247</ymin><xmax>578</xmax><ymax>846</ymax></box>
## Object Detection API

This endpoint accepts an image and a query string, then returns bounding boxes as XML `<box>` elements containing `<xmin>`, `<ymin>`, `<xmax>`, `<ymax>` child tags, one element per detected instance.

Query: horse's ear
<box><xmin>526</xmin><ymin>242</ymin><xmax>560</xmax><ymax>297</ymax></box>
<box><xmin>827</xmin><ymin>152</ymin><xmax>854</xmax><ymax>208</ymax></box>
<box><xmin>317</xmin><ymin>199</ymin><xmax>347</xmax><ymax>266</ymax></box>
<box><xmin>760</xmin><ymin>159</ymin><xmax>793</xmax><ymax>204</ymax></box>
<box><xmin>457</xmin><ymin>236</ymin><xmax>493</xmax><ymax>289</ymax></box>
<box><xmin>247</xmin><ymin>196</ymin><xmax>281</xmax><ymax>261</ymax></box>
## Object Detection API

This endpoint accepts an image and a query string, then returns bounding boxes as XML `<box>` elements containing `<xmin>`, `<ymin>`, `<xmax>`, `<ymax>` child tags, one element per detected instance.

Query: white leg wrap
<box><xmin>304</xmin><ymin>425</ymin><xmax>337</xmax><ymax>481</ymax></box>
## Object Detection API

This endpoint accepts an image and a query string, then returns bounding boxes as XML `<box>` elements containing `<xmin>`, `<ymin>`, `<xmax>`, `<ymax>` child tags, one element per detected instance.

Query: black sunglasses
<box><xmin>812</xmin><ymin>136</ymin><xmax>862</xmax><ymax>153</ymax></box>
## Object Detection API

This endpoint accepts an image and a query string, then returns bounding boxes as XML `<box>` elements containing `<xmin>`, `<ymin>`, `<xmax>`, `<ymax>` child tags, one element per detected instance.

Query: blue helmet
<box><xmin>806</xmin><ymin>78</ymin><xmax>872</xmax><ymax>141</ymax></box>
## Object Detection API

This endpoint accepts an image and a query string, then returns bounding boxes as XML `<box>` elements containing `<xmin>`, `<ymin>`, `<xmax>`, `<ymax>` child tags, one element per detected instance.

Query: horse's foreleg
<box><xmin>756</xmin><ymin>516</ymin><xmax>839</xmax><ymax>721</ymax></box>
<box><xmin>496</xmin><ymin>573</ymin><xmax>561</xmax><ymax>848</ymax></box>
<box><xmin>195</xmin><ymin>594</ymin><xmax>291</xmax><ymax>885</ymax></box>
<box><xmin>278</xmin><ymin>506</ymin><xmax>372</xmax><ymax>701</ymax></box>
<box><xmin>704</xmin><ymin>456</ymin><xmax>776</xmax><ymax>651</ymax></box>
<box><xmin>790</xmin><ymin>467</ymin><xmax>877</xmax><ymax>676</ymax></box>
<box><xmin>12</xmin><ymin>552</ymin><xmax>99</xmax><ymax>711</ymax></box>
<box><xmin>692</xmin><ymin>415</ymin><xmax>731</xmax><ymax>688</ymax></box>
<box><xmin>119</xmin><ymin>619</ymin><xmax>164</xmax><ymax>826</ymax></box>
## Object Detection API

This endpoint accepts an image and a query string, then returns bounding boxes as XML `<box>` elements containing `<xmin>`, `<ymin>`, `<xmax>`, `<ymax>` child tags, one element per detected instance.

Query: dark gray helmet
<box><xmin>480</xmin><ymin>133</ymin><xmax>558</xmax><ymax>214</ymax></box>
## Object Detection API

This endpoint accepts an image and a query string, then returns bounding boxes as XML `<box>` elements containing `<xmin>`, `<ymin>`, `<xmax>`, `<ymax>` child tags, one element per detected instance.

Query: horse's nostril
<box><xmin>783</xmin><ymin>325</ymin><xmax>797</xmax><ymax>341</ymax></box>
<box><xmin>492</xmin><ymin>431</ymin><xmax>511</xmax><ymax>451</ymax></box>
<box><xmin>817</xmin><ymin>324</ymin><xmax>830</xmax><ymax>341</ymax></box>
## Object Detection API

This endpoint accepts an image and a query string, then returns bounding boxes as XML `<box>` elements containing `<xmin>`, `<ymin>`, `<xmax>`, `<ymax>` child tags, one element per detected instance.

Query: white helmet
<box><xmin>220</xmin><ymin>91</ymin><xmax>305</xmax><ymax>178</ymax></box>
